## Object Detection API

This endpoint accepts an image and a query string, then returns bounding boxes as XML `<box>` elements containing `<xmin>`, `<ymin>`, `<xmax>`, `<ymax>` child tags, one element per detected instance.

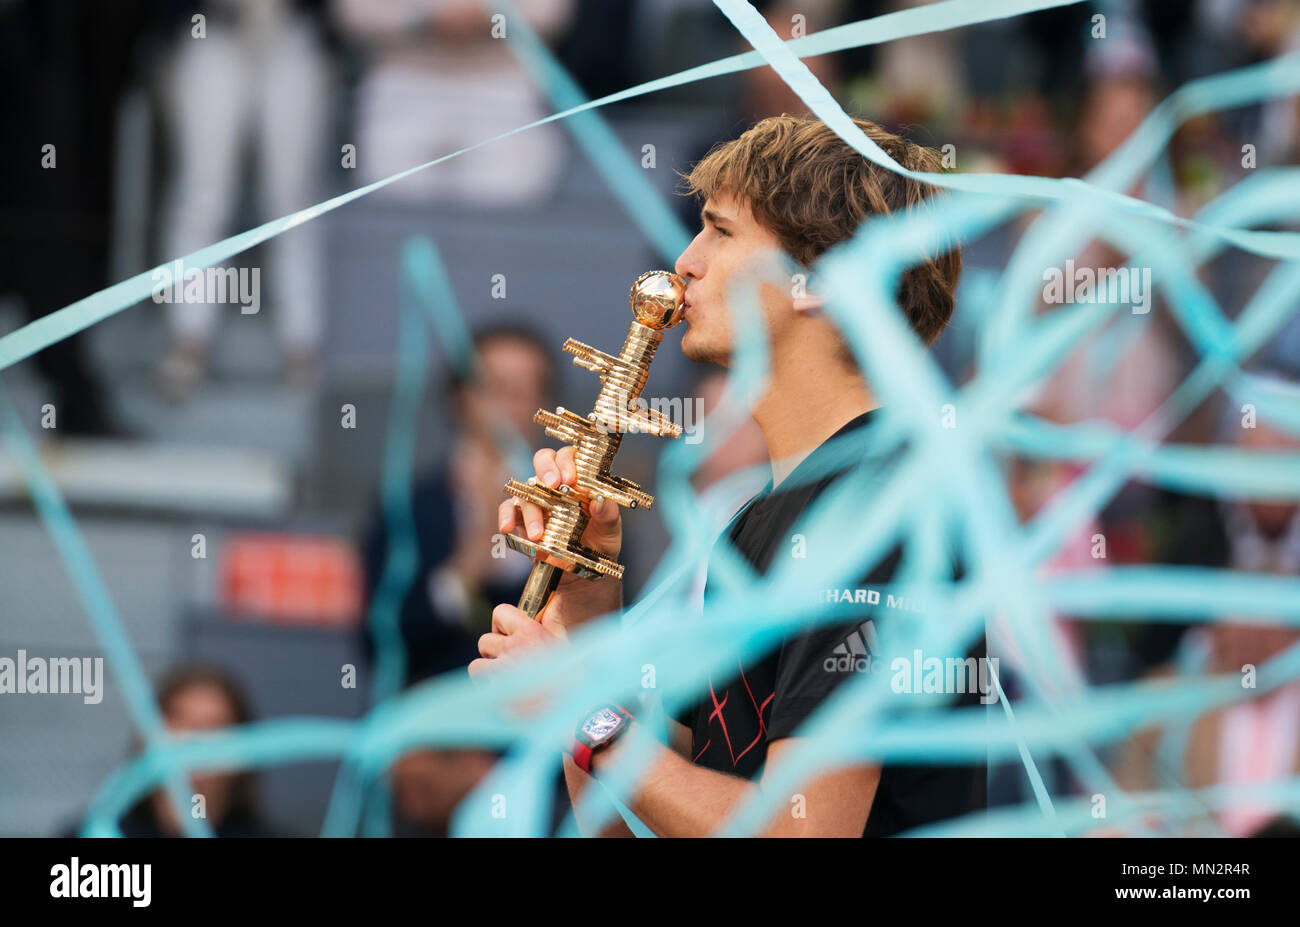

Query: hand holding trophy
<box><xmin>496</xmin><ymin>271</ymin><xmax>687</xmax><ymax>624</ymax></box>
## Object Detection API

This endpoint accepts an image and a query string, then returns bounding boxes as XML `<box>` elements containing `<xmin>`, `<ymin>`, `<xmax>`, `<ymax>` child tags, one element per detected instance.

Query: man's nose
<box><xmin>675</xmin><ymin>237</ymin><xmax>705</xmax><ymax>281</ymax></box>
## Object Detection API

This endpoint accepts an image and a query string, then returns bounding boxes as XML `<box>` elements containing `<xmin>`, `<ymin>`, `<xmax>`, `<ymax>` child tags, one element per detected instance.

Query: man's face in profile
<box><xmin>674</xmin><ymin>192</ymin><xmax>794</xmax><ymax>369</ymax></box>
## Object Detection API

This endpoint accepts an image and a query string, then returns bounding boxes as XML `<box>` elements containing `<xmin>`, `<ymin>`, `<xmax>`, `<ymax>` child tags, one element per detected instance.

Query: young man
<box><xmin>472</xmin><ymin>114</ymin><xmax>985</xmax><ymax>837</ymax></box>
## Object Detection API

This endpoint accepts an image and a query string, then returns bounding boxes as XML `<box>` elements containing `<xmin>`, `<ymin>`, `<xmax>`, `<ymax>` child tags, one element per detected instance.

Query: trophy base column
<box><xmin>518</xmin><ymin>561</ymin><xmax>564</xmax><ymax>620</ymax></box>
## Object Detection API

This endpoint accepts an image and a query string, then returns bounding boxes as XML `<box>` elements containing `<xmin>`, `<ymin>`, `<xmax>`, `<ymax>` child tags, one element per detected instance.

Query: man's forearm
<box><xmin>562</xmin><ymin>756</ymin><xmax>635</xmax><ymax>837</ymax></box>
<box><xmin>590</xmin><ymin>734</ymin><xmax>759</xmax><ymax>838</ymax></box>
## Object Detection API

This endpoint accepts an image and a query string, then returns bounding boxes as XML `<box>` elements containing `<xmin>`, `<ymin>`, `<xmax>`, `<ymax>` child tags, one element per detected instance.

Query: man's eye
<box><xmin>715</xmin><ymin>226</ymin><xmax>731</xmax><ymax>238</ymax></box>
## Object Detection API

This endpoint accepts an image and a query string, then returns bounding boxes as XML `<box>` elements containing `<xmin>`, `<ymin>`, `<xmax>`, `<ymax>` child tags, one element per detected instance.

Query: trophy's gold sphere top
<box><xmin>630</xmin><ymin>271</ymin><xmax>687</xmax><ymax>330</ymax></box>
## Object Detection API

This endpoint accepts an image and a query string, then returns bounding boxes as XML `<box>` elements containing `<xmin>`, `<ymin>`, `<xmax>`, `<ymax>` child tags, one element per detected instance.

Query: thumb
<box><xmin>584</xmin><ymin>494</ymin><xmax>622</xmax><ymax>557</ymax></box>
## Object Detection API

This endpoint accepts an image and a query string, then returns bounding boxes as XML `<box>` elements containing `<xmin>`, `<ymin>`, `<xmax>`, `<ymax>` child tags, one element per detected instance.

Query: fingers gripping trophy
<box><xmin>501</xmin><ymin>271</ymin><xmax>687</xmax><ymax>620</ymax></box>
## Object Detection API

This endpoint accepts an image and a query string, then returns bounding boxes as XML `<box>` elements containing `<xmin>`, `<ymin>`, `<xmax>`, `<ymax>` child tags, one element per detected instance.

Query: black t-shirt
<box><xmin>680</xmin><ymin>408</ymin><xmax>987</xmax><ymax>836</ymax></box>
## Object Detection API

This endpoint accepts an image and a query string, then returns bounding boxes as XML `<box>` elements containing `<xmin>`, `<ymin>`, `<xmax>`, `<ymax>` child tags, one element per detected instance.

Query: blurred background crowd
<box><xmin>1</xmin><ymin>0</ymin><xmax>1299</xmax><ymax>837</ymax></box>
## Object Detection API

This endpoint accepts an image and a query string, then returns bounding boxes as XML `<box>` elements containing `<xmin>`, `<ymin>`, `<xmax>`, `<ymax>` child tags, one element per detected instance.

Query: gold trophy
<box><xmin>503</xmin><ymin>271</ymin><xmax>687</xmax><ymax>619</ymax></box>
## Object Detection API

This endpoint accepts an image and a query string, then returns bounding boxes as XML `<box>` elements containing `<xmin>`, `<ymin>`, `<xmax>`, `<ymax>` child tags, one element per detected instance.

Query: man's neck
<box><xmin>750</xmin><ymin>349</ymin><xmax>878</xmax><ymax>490</ymax></box>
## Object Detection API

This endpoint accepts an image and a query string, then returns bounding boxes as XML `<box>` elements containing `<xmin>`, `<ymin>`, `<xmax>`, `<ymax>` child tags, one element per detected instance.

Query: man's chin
<box><xmin>678</xmin><ymin>327</ymin><xmax>725</xmax><ymax>365</ymax></box>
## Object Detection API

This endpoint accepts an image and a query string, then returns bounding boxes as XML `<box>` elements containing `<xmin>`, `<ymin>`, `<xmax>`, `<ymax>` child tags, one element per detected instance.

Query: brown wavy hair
<box><xmin>680</xmin><ymin>114</ymin><xmax>961</xmax><ymax>348</ymax></box>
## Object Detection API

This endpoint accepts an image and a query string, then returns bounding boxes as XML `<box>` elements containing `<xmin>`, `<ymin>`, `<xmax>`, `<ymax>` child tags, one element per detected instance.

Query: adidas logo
<box><xmin>823</xmin><ymin>619</ymin><xmax>880</xmax><ymax>673</ymax></box>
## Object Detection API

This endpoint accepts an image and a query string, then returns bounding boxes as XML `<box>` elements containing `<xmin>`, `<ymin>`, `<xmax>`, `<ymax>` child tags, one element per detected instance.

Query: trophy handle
<box><xmin>518</xmin><ymin>562</ymin><xmax>564</xmax><ymax>620</ymax></box>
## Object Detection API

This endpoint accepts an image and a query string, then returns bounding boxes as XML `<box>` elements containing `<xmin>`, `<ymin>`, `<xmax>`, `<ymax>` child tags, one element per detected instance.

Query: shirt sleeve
<box><xmin>765</xmin><ymin>546</ymin><xmax>904</xmax><ymax>741</ymax></box>
<box><xmin>766</xmin><ymin>626</ymin><xmax>864</xmax><ymax>740</ymax></box>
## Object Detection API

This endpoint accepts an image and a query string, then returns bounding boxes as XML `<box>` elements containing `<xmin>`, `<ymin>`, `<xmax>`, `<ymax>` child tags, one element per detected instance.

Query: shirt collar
<box><xmin>763</xmin><ymin>406</ymin><xmax>884</xmax><ymax>496</ymax></box>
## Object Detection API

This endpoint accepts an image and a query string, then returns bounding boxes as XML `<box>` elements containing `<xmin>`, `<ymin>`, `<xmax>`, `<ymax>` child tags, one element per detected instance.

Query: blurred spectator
<box><xmin>1111</xmin><ymin>390</ymin><xmax>1300</xmax><ymax>836</ymax></box>
<box><xmin>360</xmin><ymin>322</ymin><xmax>557</xmax><ymax>835</ymax></box>
<box><xmin>155</xmin><ymin>0</ymin><xmax>333</xmax><ymax>401</ymax></box>
<box><xmin>388</xmin><ymin>748</ymin><xmax>498</xmax><ymax>836</ymax></box>
<box><xmin>1028</xmin><ymin>53</ymin><xmax>1187</xmax><ymax>441</ymax></box>
<box><xmin>552</xmin><ymin>0</ymin><xmax>638</xmax><ymax>100</ymax></box>
<box><xmin>845</xmin><ymin>0</ymin><xmax>966</xmax><ymax>130</ymax></box>
<box><xmin>1128</xmin><ymin>376</ymin><xmax>1300</xmax><ymax>669</ymax></box>
<box><xmin>1224</xmin><ymin>407</ymin><xmax>1300</xmax><ymax>573</ymax></box>
<box><xmin>359</xmin><ymin>323</ymin><xmax>556</xmax><ymax>685</ymax></box>
<box><xmin>1240</xmin><ymin>1</ymin><xmax>1300</xmax><ymax>167</ymax></box>
<box><xmin>1125</xmin><ymin>482</ymin><xmax>1231</xmax><ymax>672</ymax></box>
<box><xmin>1082</xmin><ymin>4</ymin><xmax>1161</xmax><ymax>90</ymax></box>
<box><xmin>0</xmin><ymin>0</ymin><xmax>153</xmax><ymax>435</ymax></box>
<box><xmin>118</xmin><ymin>664</ymin><xmax>272</xmax><ymax>837</ymax></box>
<box><xmin>669</xmin><ymin>0</ymin><xmax>843</xmax><ymax>233</ymax></box>
<box><xmin>1076</xmin><ymin>73</ymin><xmax>1160</xmax><ymax>182</ymax></box>
<box><xmin>1112</xmin><ymin>618</ymin><xmax>1300</xmax><ymax>837</ymax></box>
<box><xmin>332</xmin><ymin>0</ymin><xmax>573</xmax><ymax>207</ymax></box>
<box><xmin>742</xmin><ymin>1</ymin><xmax>844</xmax><ymax>121</ymax></box>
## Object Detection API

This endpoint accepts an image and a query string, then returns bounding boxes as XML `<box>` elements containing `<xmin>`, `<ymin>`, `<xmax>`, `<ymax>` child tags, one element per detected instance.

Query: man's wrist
<box><xmin>572</xmin><ymin>704</ymin><xmax>635</xmax><ymax>775</ymax></box>
<box><xmin>588</xmin><ymin>691</ymin><xmax>665</xmax><ymax>771</ymax></box>
<box><xmin>587</xmin><ymin>720</ymin><xmax>634</xmax><ymax>775</ymax></box>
